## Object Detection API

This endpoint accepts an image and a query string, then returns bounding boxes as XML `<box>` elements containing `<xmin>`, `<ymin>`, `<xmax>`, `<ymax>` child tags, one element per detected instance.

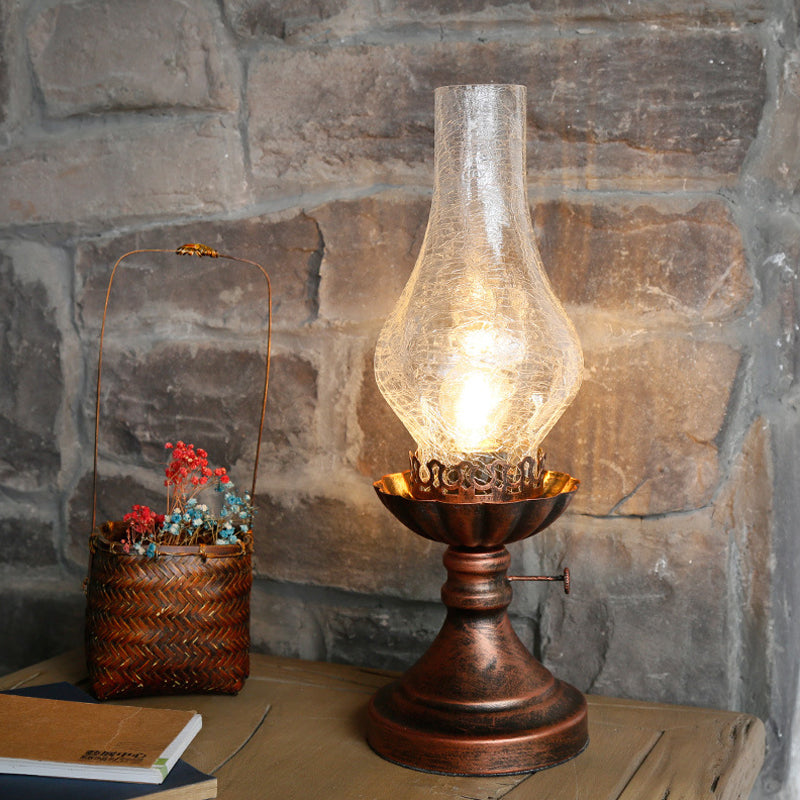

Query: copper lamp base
<box><xmin>367</xmin><ymin>471</ymin><xmax>588</xmax><ymax>776</ymax></box>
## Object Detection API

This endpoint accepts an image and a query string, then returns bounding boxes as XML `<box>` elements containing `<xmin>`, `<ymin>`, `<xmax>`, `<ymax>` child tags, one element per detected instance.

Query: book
<box><xmin>0</xmin><ymin>758</ymin><xmax>217</xmax><ymax>800</ymax></box>
<box><xmin>0</xmin><ymin>683</ymin><xmax>216</xmax><ymax>800</ymax></box>
<box><xmin>0</xmin><ymin>689</ymin><xmax>201</xmax><ymax>783</ymax></box>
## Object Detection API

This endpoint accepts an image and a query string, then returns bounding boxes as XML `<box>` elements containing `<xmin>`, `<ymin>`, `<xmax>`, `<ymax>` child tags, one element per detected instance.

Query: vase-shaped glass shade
<box><xmin>374</xmin><ymin>84</ymin><xmax>582</xmax><ymax>471</ymax></box>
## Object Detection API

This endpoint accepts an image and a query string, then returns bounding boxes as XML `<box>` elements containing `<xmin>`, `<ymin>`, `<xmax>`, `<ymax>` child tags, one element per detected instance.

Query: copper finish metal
<box><xmin>90</xmin><ymin>244</ymin><xmax>272</xmax><ymax>532</ymax></box>
<box><xmin>85</xmin><ymin>524</ymin><xmax>252</xmax><ymax>700</ymax></box>
<box><xmin>367</xmin><ymin>471</ymin><xmax>588</xmax><ymax>775</ymax></box>
<box><xmin>375</xmin><ymin>470</ymin><xmax>578</xmax><ymax>547</ymax></box>
<box><xmin>509</xmin><ymin>568</ymin><xmax>571</xmax><ymax>594</ymax></box>
<box><xmin>409</xmin><ymin>450</ymin><xmax>546</xmax><ymax>502</ymax></box>
<box><xmin>84</xmin><ymin>243</ymin><xmax>272</xmax><ymax>700</ymax></box>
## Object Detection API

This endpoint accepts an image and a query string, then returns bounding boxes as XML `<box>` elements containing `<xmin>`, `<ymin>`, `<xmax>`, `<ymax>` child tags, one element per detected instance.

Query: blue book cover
<box><xmin>0</xmin><ymin>683</ymin><xmax>217</xmax><ymax>800</ymax></box>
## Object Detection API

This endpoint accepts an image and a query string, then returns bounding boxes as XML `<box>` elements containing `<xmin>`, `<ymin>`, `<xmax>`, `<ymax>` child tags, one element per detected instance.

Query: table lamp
<box><xmin>366</xmin><ymin>84</ymin><xmax>588</xmax><ymax>775</ymax></box>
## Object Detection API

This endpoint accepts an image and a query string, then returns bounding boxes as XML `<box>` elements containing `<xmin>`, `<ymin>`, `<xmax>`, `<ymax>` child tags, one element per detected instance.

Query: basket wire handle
<box><xmin>90</xmin><ymin>244</ymin><xmax>272</xmax><ymax>535</ymax></box>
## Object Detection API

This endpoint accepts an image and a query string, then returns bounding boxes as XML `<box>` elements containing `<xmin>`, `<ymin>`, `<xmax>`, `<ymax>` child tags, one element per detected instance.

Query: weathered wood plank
<box><xmin>215</xmin><ymin>679</ymin><xmax>530</xmax><ymax>800</ymax></box>
<box><xmin>588</xmin><ymin>693</ymin><xmax>759</xmax><ymax>730</ymax></box>
<box><xmin>618</xmin><ymin>717</ymin><xmax>765</xmax><ymax>800</ymax></box>
<box><xmin>508</xmin><ymin>721</ymin><xmax>660</xmax><ymax>800</ymax></box>
<box><xmin>0</xmin><ymin>648</ymin><xmax>274</xmax><ymax>777</ymax></box>
<box><xmin>249</xmin><ymin>652</ymin><xmax>395</xmax><ymax>692</ymax></box>
<box><xmin>0</xmin><ymin>649</ymin><xmax>87</xmax><ymax>690</ymax></box>
<box><xmin>114</xmin><ymin>683</ymin><xmax>273</xmax><ymax>776</ymax></box>
<box><xmin>0</xmin><ymin>650</ymin><xmax>765</xmax><ymax>799</ymax></box>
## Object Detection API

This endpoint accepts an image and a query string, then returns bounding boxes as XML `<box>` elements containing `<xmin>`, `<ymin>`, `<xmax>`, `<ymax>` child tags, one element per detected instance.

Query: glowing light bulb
<box><xmin>446</xmin><ymin>370</ymin><xmax>504</xmax><ymax>449</ymax></box>
<box><xmin>374</xmin><ymin>84</ymin><xmax>582</xmax><ymax>477</ymax></box>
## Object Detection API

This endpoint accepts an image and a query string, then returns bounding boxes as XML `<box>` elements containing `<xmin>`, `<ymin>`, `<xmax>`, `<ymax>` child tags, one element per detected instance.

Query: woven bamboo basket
<box><xmin>84</xmin><ymin>244</ymin><xmax>271</xmax><ymax>700</ymax></box>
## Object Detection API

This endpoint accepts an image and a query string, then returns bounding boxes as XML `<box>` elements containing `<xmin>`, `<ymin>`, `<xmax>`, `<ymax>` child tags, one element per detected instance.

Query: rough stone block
<box><xmin>0</xmin><ymin>579</ymin><xmax>85</xmax><ymax>674</ymax></box>
<box><xmin>534</xmin><ymin>198</ymin><xmax>752</xmax><ymax>320</ymax></box>
<box><xmin>321</xmin><ymin>600</ymin><xmax>444</xmax><ymax>670</ymax></box>
<box><xmin>761</xmin><ymin>403</ymin><xmax>800</xmax><ymax>796</ymax></box>
<box><xmin>375</xmin><ymin>0</ymin><xmax>766</xmax><ymax>24</ymax></box>
<box><xmin>0</xmin><ymin>250</ymin><xmax>62</xmax><ymax>490</ymax></box>
<box><xmin>66</xmin><ymin>472</ymin><xmax>166</xmax><ymax>569</ymax></box>
<box><xmin>221</xmin><ymin>0</ymin><xmax>348</xmax><ymax>39</ymax></box>
<box><xmin>0</xmin><ymin>0</ymin><xmax>9</xmax><ymax>128</ymax></box>
<box><xmin>92</xmin><ymin>344</ymin><xmax>317</xmax><ymax>480</ymax></box>
<box><xmin>251</xmin><ymin>578</ymin><xmax>532</xmax><ymax>671</ymax></box>
<box><xmin>714</xmin><ymin>419</ymin><xmax>773</xmax><ymax>719</ymax></box>
<box><xmin>534</xmin><ymin>510</ymin><xmax>729</xmax><ymax>709</ymax></box>
<box><xmin>543</xmin><ymin>338</ymin><xmax>741</xmax><ymax>516</ymax></box>
<box><xmin>754</xmin><ymin>50</ymin><xmax>800</xmax><ymax>191</ymax></box>
<box><xmin>254</xmin><ymin>492</ymin><xmax>442</xmax><ymax>601</ymax></box>
<box><xmin>0</xmin><ymin>116</ymin><xmax>247</xmax><ymax>225</ymax></box>
<box><xmin>317</xmin><ymin>597</ymin><xmax>536</xmax><ymax>671</ymax></box>
<box><xmin>749</xmin><ymin>215</ymin><xmax>800</xmax><ymax>393</ymax></box>
<box><xmin>75</xmin><ymin>212</ymin><xmax>322</xmax><ymax>333</ymax></box>
<box><xmin>250</xmin><ymin>578</ymin><xmax>328</xmax><ymax>661</ymax></box>
<box><xmin>247</xmin><ymin>33</ymin><xmax>764</xmax><ymax>192</ymax></box>
<box><xmin>356</xmin><ymin>347</ymin><xmax>416</xmax><ymax>479</ymax></box>
<box><xmin>28</xmin><ymin>0</ymin><xmax>239</xmax><ymax>118</ymax></box>
<box><xmin>224</xmin><ymin>0</ymin><xmax>766</xmax><ymax>42</ymax></box>
<box><xmin>314</xmin><ymin>190</ymin><xmax>429</xmax><ymax>324</ymax></box>
<box><xmin>0</xmin><ymin>515</ymin><xmax>58</xmax><ymax>567</ymax></box>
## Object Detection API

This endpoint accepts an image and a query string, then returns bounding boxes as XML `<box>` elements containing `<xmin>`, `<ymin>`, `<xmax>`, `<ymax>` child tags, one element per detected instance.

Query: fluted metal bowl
<box><xmin>374</xmin><ymin>470</ymin><xmax>578</xmax><ymax>548</ymax></box>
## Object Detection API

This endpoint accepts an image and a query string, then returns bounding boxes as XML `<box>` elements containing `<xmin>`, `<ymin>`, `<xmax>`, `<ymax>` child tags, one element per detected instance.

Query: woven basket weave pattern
<box><xmin>86</xmin><ymin>533</ymin><xmax>252</xmax><ymax>700</ymax></box>
<box><xmin>84</xmin><ymin>246</ymin><xmax>270</xmax><ymax>700</ymax></box>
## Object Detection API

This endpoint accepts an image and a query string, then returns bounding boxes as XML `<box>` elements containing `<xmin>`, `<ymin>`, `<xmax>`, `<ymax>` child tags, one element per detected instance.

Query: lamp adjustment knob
<box><xmin>508</xmin><ymin>567</ymin><xmax>571</xmax><ymax>595</ymax></box>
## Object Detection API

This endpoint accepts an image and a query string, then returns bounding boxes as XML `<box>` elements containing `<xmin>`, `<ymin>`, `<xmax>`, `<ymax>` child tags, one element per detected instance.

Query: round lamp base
<box><xmin>367</xmin><ymin>676</ymin><xmax>588</xmax><ymax>776</ymax></box>
<box><xmin>366</xmin><ymin>546</ymin><xmax>588</xmax><ymax>776</ymax></box>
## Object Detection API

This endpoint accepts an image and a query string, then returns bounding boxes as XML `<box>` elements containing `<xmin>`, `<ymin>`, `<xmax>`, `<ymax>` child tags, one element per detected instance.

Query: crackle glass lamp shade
<box><xmin>374</xmin><ymin>84</ymin><xmax>582</xmax><ymax>480</ymax></box>
<box><xmin>367</xmin><ymin>85</ymin><xmax>588</xmax><ymax>775</ymax></box>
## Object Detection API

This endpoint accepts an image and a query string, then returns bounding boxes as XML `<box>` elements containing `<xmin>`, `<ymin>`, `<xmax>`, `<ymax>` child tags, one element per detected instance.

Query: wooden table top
<box><xmin>1</xmin><ymin>650</ymin><xmax>765</xmax><ymax>800</ymax></box>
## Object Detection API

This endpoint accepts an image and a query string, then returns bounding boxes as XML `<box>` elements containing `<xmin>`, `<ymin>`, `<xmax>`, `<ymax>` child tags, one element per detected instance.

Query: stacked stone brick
<box><xmin>0</xmin><ymin>1</ymin><xmax>798</xmax><ymax>797</ymax></box>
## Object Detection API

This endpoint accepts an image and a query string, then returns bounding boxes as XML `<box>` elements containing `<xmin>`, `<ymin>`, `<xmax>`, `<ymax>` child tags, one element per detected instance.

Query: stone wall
<box><xmin>0</xmin><ymin>1</ymin><xmax>798</xmax><ymax>797</ymax></box>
